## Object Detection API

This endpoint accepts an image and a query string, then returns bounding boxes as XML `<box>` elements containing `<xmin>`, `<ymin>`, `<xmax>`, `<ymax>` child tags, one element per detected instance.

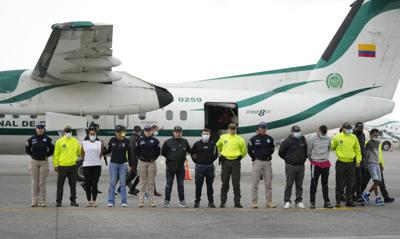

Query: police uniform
<box><xmin>248</xmin><ymin>131</ymin><xmax>275</xmax><ymax>207</ymax></box>
<box><xmin>191</xmin><ymin>139</ymin><xmax>218</xmax><ymax>207</ymax></box>
<box><xmin>135</xmin><ymin>132</ymin><xmax>160</xmax><ymax>205</ymax></box>
<box><xmin>25</xmin><ymin>124</ymin><xmax>54</xmax><ymax>206</ymax></box>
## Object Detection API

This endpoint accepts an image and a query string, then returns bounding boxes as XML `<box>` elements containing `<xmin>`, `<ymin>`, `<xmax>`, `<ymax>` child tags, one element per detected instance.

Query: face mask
<box><xmin>65</xmin><ymin>133</ymin><xmax>72</xmax><ymax>138</ymax></box>
<box><xmin>293</xmin><ymin>132</ymin><xmax>301</xmax><ymax>138</ymax></box>
<box><xmin>344</xmin><ymin>129</ymin><xmax>353</xmax><ymax>135</ymax></box>
<box><xmin>89</xmin><ymin>135</ymin><xmax>97</xmax><ymax>142</ymax></box>
<box><xmin>201</xmin><ymin>134</ymin><xmax>210</xmax><ymax>142</ymax></box>
<box><xmin>153</xmin><ymin>131</ymin><xmax>158</xmax><ymax>136</ymax></box>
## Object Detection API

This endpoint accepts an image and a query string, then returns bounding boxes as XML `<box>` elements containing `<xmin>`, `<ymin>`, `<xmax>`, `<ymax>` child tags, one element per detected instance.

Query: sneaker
<box><xmin>40</xmin><ymin>202</ymin><xmax>46</xmax><ymax>208</ymax></box>
<box><xmin>234</xmin><ymin>204</ymin><xmax>243</xmax><ymax>208</ymax></box>
<box><xmin>194</xmin><ymin>201</ymin><xmax>200</xmax><ymax>208</ymax></box>
<box><xmin>208</xmin><ymin>202</ymin><xmax>216</xmax><ymax>208</ymax></box>
<box><xmin>284</xmin><ymin>202</ymin><xmax>291</xmax><ymax>209</ymax></box>
<box><xmin>163</xmin><ymin>201</ymin><xmax>170</xmax><ymax>208</ymax></box>
<box><xmin>310</xmin><ymin>202</ymin><xmax>316</xmax><ymax>209</ymax></box>
<box><xmin>30</xmin><ymin>203</ymin><xmax>38</xmax><ymax>208</ymax></box>
<box><xmin>121</xmin><ymin>203</ymin><xmax>128</xmax><ymax>208</ymax></box>
<box><xmin>375</xmin><ymin>197</ymin><xmax>384</xmax><ymax>206</ymax></box>
<box><xmin>70</xmin><ymin>201</ymin><xmax>79</xmax><ymax>207</ymax></box>
<box><xmin>266</xmin><ymin>202</ymin><xmax>276</xmax><ymax>208</ymax></box>
<box><xmin>251</xmin><ymin>202</ymin><xmax>258</xmax><ymax>209</ymax></box>
<box><xmin>138</xmin><ymin>201</ymin><xmax>144</xmax><ymax>208</ymax></box>
<box><xmin>154</xmin><ymin>191</ymin><xmax>163</xmax><ymax>197</ymax></box>
<box><xmin>295</xmin><ymin>202</ymin><xmax>306</xmax><ymax>209</ymax></box>
<box><xmin>362</xmin><ymin>192</ymin><xmax>370</xmax><ymax>203</ymax></box>
<box><xmin>384</xmin><ymin>197</ymin><xmax>395</xmax><ymax>203</ymax></box>
<box><xmin>150</xmin><ymin>200</ymin><xmax>156</xmax><ymax>208</ymax></box>
<box><xmin>86</xmin><ymin>202</ymin><xmax>91</xmax><ymax>207</ymax></box>
<box><xmin>335</xmin><ymin>202</ymin><xmax>341</xmax><ymax>208</ymax></box>
<box><xmin>107</xmin><ymin>203</ymin><xmax>114</xmax><ymax>207</ymax></box>
<box><xmin>56</xmin><ymin>202</ymin><xmax>62</xmax><ymax>207</ymax></box>
<box><xmin>91</xmin><ymin>202</ymin><xmax>98</xmax><ymax>208</ymax></box>
<box><xmin>179</xmin><ymin>200</ymin><xmax>188</xmax><ymax>208</ymax></box>
<box><xmin>324</xmin><ymin>202</ymin><xmax>333</xmax><ymax>209</ymax></box>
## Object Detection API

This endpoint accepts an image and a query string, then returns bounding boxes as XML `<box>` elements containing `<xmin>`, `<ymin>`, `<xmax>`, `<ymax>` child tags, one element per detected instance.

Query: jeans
<box><xmin>165</xmin><ymin>166</ymin><xmax>185</xmax><ymax>202</ymax></box>
<box><xmin>108</xmin><ymin>162</ymin><xmax>128</xmax><ymax>205</ymax></box>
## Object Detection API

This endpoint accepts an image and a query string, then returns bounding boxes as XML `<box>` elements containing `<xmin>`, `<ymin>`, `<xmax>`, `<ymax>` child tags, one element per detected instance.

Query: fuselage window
<box><xmin>118</xmin><ymin>115</ymin><xmax>125</xmax><ymax>120</ymax></box>
<box><xmin>30</xmin><ymin>115</ymin><xmax>38</xmax><ymax>119</ymax></box>
<box><xmin>166</xmin><ymin>110</ymin><xmax>173</xmax><ymax>120</ymax></box>
<box><xmin>12</xmin><ymin>115</ymin><xmax>19</xmax><ymax>119</ymax></box>
<box><xmin>180</xmin><ymin>111</ymin><xmax>187</xmax><ymax>121</ymax></box>
<box><xmin>93</xmin><ymin>115</ymin><xmax>100</xmax><ymax>120</ymax></box>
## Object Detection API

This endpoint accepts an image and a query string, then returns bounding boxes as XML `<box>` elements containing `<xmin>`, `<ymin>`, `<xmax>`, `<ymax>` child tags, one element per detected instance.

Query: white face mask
<box><xmin>293</xmin><ymin>132</ymin><xmax>302</xmax><ymax>138</ymax></box>
<box><xmin>153</xmin><ymin>131</ymin><xmax>159</xmax><ymax>136</ymax></box>
<box><xmin>344</xmin><ymin>129</ymin><xmax>353</xmax><ymax>135</ymax></box>
<box><xmin>89</xmin><ymin>135</ymin><xmax>97</xmax><ymax>142</ymax></box>
<box><xmin>201</xmin><ymin>134</ymin><xmax>210</xmax><ymax>142</ymax></box>
<box><xmin>65</xmin><ymin>132</ymin><xmax>72</xmax><ymax>138</ymax></box>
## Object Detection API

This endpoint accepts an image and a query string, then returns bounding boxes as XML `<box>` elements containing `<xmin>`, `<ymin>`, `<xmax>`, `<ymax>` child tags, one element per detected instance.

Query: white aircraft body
<box><xmin>1</xmin><ymin>0</ymin><xmax>400</xmax><ymax>155</ymax></box>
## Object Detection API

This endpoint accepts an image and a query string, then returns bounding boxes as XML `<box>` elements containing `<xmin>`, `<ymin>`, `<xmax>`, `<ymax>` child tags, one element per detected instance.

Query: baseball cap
<box><xmin>36</xmin><ymin>122</ymin><xmax>45</xmax><ymax>129</ymax></box>
<box><xmin>291</xmin><ymin>125</ymin><xmax>301</xmax><ymax>132</ymax></box>
<box><xmin>144</xmin><ymin>125</ymin><xmax>152</xmax><ymax>131</ymax></box>
<box><xmin>115</xmin><ymin>125</ymin><xmax>123</xmax><ymax>132</ymax></box>
<box><xmin>355</xmin><ymin>122</ymin><xmax>363</xmax><ymax>129</ymax></box>
<box><xmin>228</xmin><ymin>123</ymin><xmax>237</xmax><ymax>130</ymax></box>
<box><xmin>258</xmin><ymin>122</ymin><xmax>268</xmax><ymax>129</ymax></box>
<box><xmin>173</xmin><ymin>126</ymin><xmax>182</xmax><ymax>132</ymax></box>
<box><xmin>64</xmin><ymin>126</ymin><xmax>72</xmax><ymax>132</ymax></box>
<box><xmin>342</xmin><ymin>123</ymin><xmax>352</xmax><ymax>129</ymax></box>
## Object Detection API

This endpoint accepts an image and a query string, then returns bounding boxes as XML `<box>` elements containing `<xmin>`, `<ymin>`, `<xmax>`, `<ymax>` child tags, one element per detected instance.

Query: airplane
<box><xmin>1</xmin><ymin>0</ymin><xmax>400</xmax><ymax>159</ymax></box>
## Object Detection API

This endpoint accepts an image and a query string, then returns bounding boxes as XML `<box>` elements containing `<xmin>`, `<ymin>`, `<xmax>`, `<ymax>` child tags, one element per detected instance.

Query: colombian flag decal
<box><xmin>358</xmin><ymin>44</ymin><xmax>376</xmax><ymax>58</ymax></box>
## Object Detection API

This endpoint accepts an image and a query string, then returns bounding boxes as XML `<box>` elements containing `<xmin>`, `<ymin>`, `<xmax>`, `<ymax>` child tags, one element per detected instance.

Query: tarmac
<box><xmin>0</xmin><ymin>150</ymin><xmax>399</xmax><ymax>239</ymax></box>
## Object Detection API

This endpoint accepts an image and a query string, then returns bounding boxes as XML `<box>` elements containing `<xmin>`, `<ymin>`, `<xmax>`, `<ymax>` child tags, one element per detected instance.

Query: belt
<box><xmin>139</xmin><ymin>157</ymin><xmax>156</xmax><ymax>163</ymax></box>
<box><xmin>255</xmin><ymin>156</ymin><xmax>272</xmax><ymax>161</ymax></box>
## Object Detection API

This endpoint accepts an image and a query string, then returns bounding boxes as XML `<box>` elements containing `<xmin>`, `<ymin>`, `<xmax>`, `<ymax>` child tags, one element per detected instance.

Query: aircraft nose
<box><xmin>155</xmin><ymin>86</ymin><xmax>173</xmax><ymax>108</ymax></box>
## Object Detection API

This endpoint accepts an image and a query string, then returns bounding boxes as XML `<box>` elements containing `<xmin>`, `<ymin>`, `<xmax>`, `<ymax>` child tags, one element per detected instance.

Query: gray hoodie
<box><xmin>307</xmin><ymin>134</ymin><xmax>331</xmax><ymax>162</ymax></box>
<box><xmin>365</xmin><ymin>139</ymin><xmax>380</xmax><ymax>164</ymax></box>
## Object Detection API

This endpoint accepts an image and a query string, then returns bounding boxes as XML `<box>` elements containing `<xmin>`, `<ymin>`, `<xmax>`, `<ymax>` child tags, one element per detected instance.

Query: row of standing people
<box><xmin>25</xmin><ymin>121</ymin><xmax>394</xmax><ymax>208</ymax></box>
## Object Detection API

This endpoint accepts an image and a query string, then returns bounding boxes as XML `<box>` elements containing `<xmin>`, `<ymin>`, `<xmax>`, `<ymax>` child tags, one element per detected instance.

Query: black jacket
<box><xmin>353</xmin><ymin>130</ymin><xmax>366</xmax><ymax>163</ymax></box>
<box><xmin>248</xmin><ymin>134</ymin><xmax>275</xmax><ymax>161</ymax></box>
<box><xmin>25</xmin><ymin>134</ymin><xmax>54</xmax><ymax>161</ymax></box>
<box><xmin>278</xmin><ymin>135</ymin><xmax>307</xmax><ymax>165</ymax></box>
<box><xmin>135</xmin><ymin>136</ymin><xmax>160</xmax><ymax>163</ymax></box>
<box><xmin>191</xmin><ymin>140</ymin><xmax>218</xmax><ymax>165</ymax></box>
<box><xmin>104</xmin><ymin>137</ymin><xmax>133</xmax><ymax>166</ymax></box>
<box><xmin>162</xmin><ymin>137</ymin><xmax>191</xmax><ymax>171</ymax></box>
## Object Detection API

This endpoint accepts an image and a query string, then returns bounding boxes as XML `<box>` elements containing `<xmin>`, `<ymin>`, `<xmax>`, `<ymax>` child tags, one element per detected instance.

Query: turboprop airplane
<box><xmin>1</xmin><ymin>0</ymin><xmax>400</xmax><ymax>157</ymax></box>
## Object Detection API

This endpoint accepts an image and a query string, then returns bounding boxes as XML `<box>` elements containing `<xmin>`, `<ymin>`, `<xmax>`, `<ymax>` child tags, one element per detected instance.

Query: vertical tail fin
<box><xmin>307</xmin><ymin>0</ymin><xmax>400</xmax><ymax>100</ymax></box>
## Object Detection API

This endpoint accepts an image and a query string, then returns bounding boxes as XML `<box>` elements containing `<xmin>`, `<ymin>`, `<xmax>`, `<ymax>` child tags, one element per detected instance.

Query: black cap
<box><xmin>64</xmin><ymin>126</ymin><xmax>72</xmax><ymax>132</ymax></box>
<box><xmin>87</xmin><ymin>127</ymin><xmax>97</xmax><ymax>132</ymax></box>
<box><xmin>133</xmin><ymin>125</ymin><xmax>142</xmax><ymax>132</ymax></box>
<box><xmin>355</xmin><ymin>122</ymin><xmax>363</xmax><ymax>129</ymax></box>
<box><xmin>173</xmin><ymin>126</ymin><xmax>182</xmax><ymax>132</ymax></box>
<box><xmin>258</xmin><ymin>122</ymin><xmax>267</xmax><ymax>129</ymax></box>
<box><xmin>291</xmin><ymin>125</ymin><xmax>301</xmax><ymax>132</ymax></box>
<box><xmin>144</xmin><ymin>125</ymin><xmax>152</xmax><ymax>131</ymax></box>
<box><xmin>342</xmin><ymin>123</ymin><xmax>352</xmax><ymax>129</ymax></box>
<box><xmin>115</xmin><ymin>125</ymin><xmax>123</xmax><ymax>132</ymax></box>
<box><xmin>228</xmin><ymin>123</ymin><xmax>237</xmax><ymax>130</ymax></box>
<box><xmin>36</xmin><ymin>122</ymin><xmax>45</xmax><ymax>129</ymax></box>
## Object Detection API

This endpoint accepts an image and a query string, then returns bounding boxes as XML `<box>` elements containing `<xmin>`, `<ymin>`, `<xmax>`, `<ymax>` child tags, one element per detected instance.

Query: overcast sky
<box><xmin>1</xmin><ymin>0</ymin><xmax>399</xmax><ymax>120</ymax></box>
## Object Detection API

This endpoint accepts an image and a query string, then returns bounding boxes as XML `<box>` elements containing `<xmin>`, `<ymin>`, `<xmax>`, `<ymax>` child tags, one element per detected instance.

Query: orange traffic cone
<box><xmin>184</xmin><ymin>159</ymin><xmax>192</xmax><ymax>180</ymax></box>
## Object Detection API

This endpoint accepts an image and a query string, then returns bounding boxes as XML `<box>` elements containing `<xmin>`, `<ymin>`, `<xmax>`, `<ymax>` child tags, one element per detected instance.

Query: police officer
<box><xmin>248</xmin><ymin>122</ymin><xmax>276</xmax><ymax>209</ymax></box>
<box><xmin>25</xmin><ymin>122</ymin><xmax>54</xmax><ymax>207</ymax></box>
<box><xmin>216</xmin><ymin>123</ymin><xmax>247</xmax><ymax>208</ymax></box>
<box><xmin>104</xmin><ymin>125</ymin><xmax>133</xmax><ymax>207</ymax></box>
<box><xmin>53</xmin><ymin>126</ymin><xmax>81</xmax><ymax>207</ymax></box>
<box><xmin>162</xmin><ymin>126</ymin><xmax>191</xmax><ymax>208</ymax></box>
<box><xmin>331</xmin><ymin>123</ymin><xmax>361</xmax><ymax>207</ymax></box>
<box><xmin>191</xmin><ymin>128</ymin><xmax>218</xmax><ymax>208</ymax></box>
<box><xmin>135</xmin><ymin>125</ymin><xmax>160</xmax><ymax>207</ymax></box>
<box><xmin>125</xmin><ymin>125</ymin><xmax>141</xmax><ymax>196</ymax></box>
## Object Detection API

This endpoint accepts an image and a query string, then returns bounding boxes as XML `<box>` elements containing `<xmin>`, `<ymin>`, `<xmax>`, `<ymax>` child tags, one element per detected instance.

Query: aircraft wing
<box><xmin>32</xmin><ymin>21</ymin><xmax>122</xmax><ymax>83</ymax></box>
